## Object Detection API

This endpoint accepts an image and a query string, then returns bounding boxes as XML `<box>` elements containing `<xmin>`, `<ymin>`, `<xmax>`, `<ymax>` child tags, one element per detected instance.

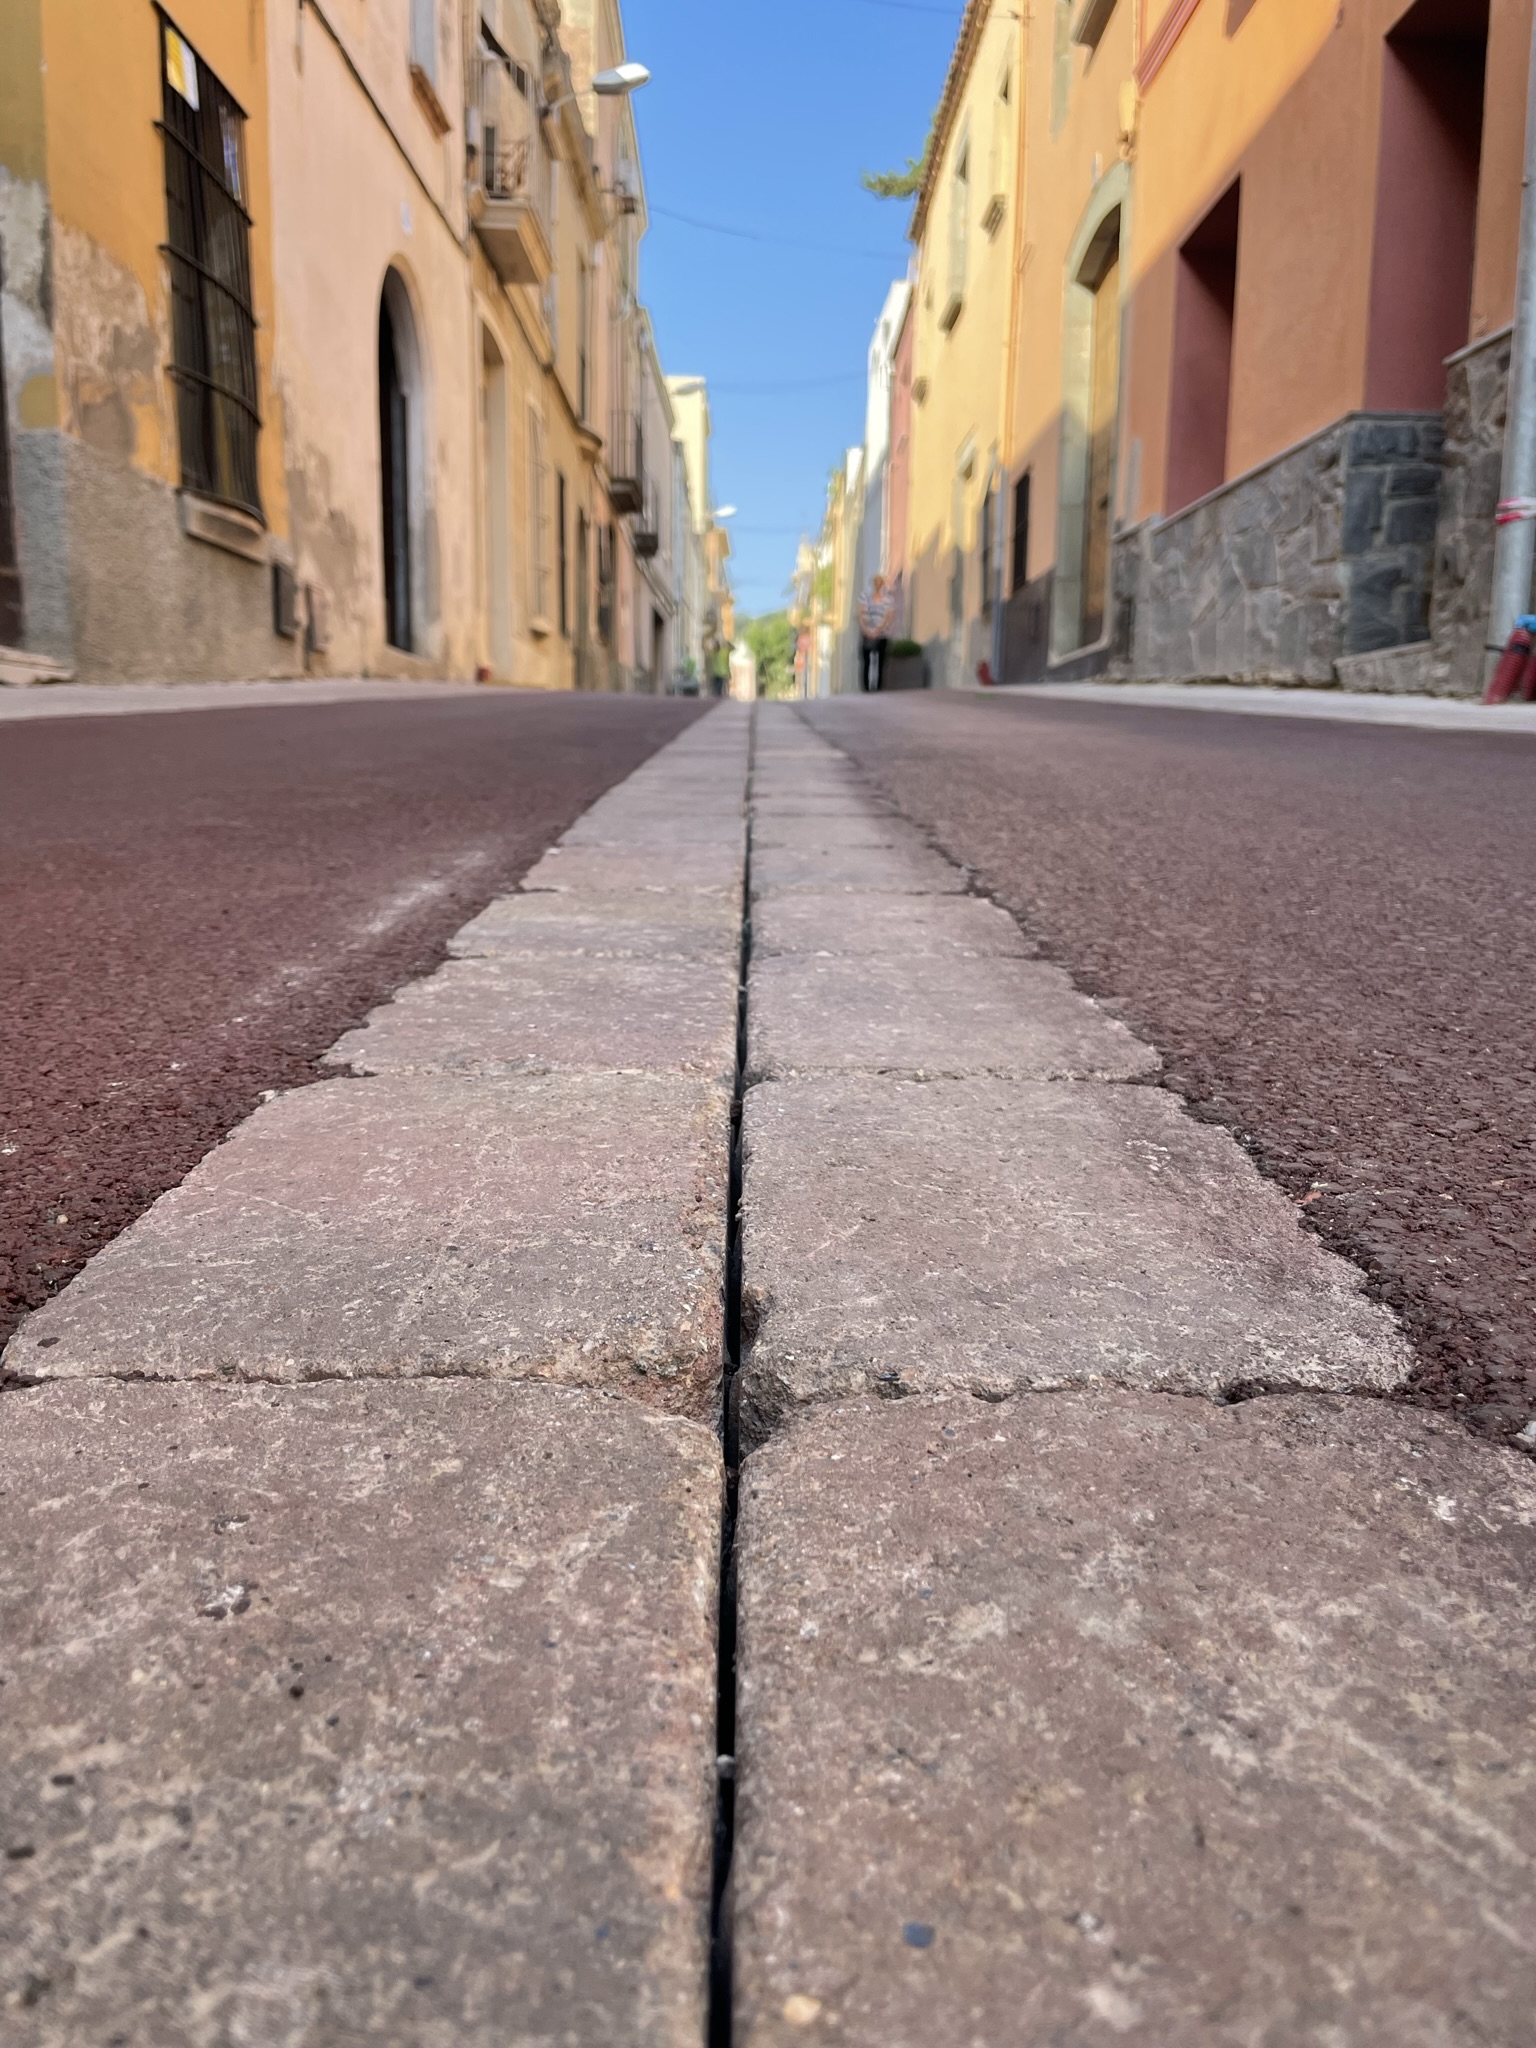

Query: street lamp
<box><xmin>715</xmin><ymin>505</ymin><xmax>737</xmax><ymax>519</ymax></box>
<box><xmin>543</xmin><ymin>63</ymin><xmax>650</xmax><ymax>118</ymax></box>
<box><xmin>594</xmin><ymin>62</ymin><xmax>650</xmax><ymax>95</ymax></box>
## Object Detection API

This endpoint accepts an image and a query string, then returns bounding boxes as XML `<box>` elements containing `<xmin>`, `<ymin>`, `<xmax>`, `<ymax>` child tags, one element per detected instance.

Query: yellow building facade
<box><xmin>0</xmin><ymin>0</ymin><xmax>690</xmax><ymax>686</ymax></box>
<box><xmin>903</xmin><ymin>0</ymin><xmax>1027</xmax><ymax>690</ymax></box>
<box><xmin>1</xmin><ymin>0</ymin><xmax>297</xmax><ymax>679</ymax></box>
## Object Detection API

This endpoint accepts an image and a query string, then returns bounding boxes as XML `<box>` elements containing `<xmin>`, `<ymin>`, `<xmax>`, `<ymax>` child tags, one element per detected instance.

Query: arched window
<box><xmin>378</xmin><ymin>269</ymin><xmax>427</xmax><ymax>653</ymax></box>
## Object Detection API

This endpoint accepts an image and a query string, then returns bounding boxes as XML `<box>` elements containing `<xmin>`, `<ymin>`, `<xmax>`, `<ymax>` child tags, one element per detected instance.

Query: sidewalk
<box><xmin>999</xmin><ymin>678</ymin><xmax>1536</xmax><ymax>732</ymax></box>
<box><xmin>0</xmin><ymin>676</ymin><xmax>494</xmax><ymax>720</ymax></box>
<box><xmin>3</xmin><ymin>703</ymin><xmax>1533</xmax><ymax>2045</ymax></box>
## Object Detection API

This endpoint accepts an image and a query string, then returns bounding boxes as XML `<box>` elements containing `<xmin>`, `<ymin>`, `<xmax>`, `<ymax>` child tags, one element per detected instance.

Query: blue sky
<box><xmin>625</xmin><ymin>0</ymin><xmax>964</xmax><ymax>619</ymax></box>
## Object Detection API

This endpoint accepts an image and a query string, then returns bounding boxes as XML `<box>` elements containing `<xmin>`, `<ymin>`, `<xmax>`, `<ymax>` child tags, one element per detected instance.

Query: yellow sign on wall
<box><xmin>164</xmin><ymin>27</ymin><xmax>200</xmax><ymax>111</ymax></box>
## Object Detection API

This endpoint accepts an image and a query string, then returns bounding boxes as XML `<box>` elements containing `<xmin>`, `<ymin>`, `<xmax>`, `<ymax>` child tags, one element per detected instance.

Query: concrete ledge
<box><xmin>1</xmin><ymin>1378</ymin><xmax>720</xmax><ymax>2047</ymax></box>
<box><xmin>733</xmin><ymin>1390</ymin><xmax>1536</xmax><ymax>2048</ymax></box>
<box><xmin>751</xmin><ymin>891</ymin><xmax>1033</xmax><ymax>961</ymax></box>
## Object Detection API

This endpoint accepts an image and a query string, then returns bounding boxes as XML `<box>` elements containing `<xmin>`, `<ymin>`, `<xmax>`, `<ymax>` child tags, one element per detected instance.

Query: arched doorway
<box><xmin>480</xmin><ymin>325</ymin><xmax>512</xmax><ymax>677</ymax></box>
<box><xmin>378</xmin><ymin>270</ymin><xmax>425</xmax><ymax>653</ymax></box>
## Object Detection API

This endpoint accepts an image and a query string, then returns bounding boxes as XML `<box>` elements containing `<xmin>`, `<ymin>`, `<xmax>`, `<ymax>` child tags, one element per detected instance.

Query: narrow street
<box><xmin>0</xmin><ymin>688</ymin><xmax>701</xmax><ymax>1345</ymax></box>
<box><xmin>810</xmin><ymin>690</ymin><xmax>1536</xmax><ymax>1447</ymax></box>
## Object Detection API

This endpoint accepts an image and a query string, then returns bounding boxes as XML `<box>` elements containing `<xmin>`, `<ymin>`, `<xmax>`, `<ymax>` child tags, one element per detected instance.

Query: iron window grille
<box><xmin>157</xmin><ymin>12</ymin><xmax>263</xmax><ymax>520</ymax></box>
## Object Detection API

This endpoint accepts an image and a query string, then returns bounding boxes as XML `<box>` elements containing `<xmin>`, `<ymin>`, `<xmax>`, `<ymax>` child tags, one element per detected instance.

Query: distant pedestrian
<box><xmin>858</xmin><ymin>573</ymin><xmax>897</xmax><ymax>692</ymax></box>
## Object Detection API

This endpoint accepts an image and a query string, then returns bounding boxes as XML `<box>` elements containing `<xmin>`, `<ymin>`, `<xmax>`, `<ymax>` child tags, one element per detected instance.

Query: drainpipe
<box><xmin>1487</xmin><ymin>9</ymin><xmax>1536</xmax><ymax>674</ymax></box>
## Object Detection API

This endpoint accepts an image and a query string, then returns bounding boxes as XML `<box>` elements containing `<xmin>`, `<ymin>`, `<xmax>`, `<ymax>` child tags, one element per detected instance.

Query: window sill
<box><xmin>179</xmin><ymin>492</ymin><xmax>267</xmax><ymax>564</ymax></box>
<box><xmin>410</xmin><ymin>63</ymin><xmax>452</xmax><ymax>138</ymax></box>
<box><xmin>529</xmin><ymin>614</ymin><xmax>553</xmax><ymax>639</ymax></box>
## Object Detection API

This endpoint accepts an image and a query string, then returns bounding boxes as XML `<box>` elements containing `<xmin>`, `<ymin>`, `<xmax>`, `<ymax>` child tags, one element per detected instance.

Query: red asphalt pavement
<box><xmin>1</xmin><ymin>689</ymin><xmax>702</xmax><ymax>1348</ymax></box>
<box><xmin>808</xmin><ymin>691</ymin><xmax>1536</xmax><ymax>1448</ymax></box>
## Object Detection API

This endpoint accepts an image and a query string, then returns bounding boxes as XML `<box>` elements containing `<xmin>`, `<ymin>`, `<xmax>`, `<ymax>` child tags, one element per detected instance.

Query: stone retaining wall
<box><xmin>1115</xmin><ymin>411</ymin><xmax>1444</xmax><ymax>684</ymax></box>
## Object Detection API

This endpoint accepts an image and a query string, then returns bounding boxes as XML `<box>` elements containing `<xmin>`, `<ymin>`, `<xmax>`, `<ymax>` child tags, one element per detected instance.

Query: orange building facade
<box><xmin>925</xmin><ymin>0</ymin><xmax>1536</xmax><ymax>694</ymax></box>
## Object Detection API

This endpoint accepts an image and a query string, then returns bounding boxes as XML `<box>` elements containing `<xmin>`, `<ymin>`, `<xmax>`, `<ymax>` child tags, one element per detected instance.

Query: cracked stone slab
<box><xmin>752</xmin><ymin>891</ymin><xmax>1034</xmax><ymax>961</ymax></box>
<box><xmin>452</xmin><ymin>888</ymin><xmax>740</xmax><ymax>963</ymax></box>
<box><xmin>5</xmin><ymin>1071</ymin><xmax>728</xmax><ymax>1410</ymax></box>
<box><xmin>739</xmin><ymin>1076</ymin><xmax>1408</xmax><ymax>1438</ymax></box>
<box><xmin>732</xmin><ymin>1390</ymin><xmax>1536</xmax><ymax>2048</ymax></box>
<box><xmin>751</xmin><ymin>843</ymin><xmax>964</xmax><ymax>896</ymax></box>
<box><xmin>748</xmin><ymin>952</ymin><xmax>1154</xmax><ymax>1082</ymax></box>
<box><xmin>327</xmin><ymin>953</ymin><xmax>740</xmax><ymax>1083</ymax></box>
<box><xmin>521</xmin><ymin>846</ymin><xmax>742</xmax><ymax>897</ymax></box>
<box><xmin>0</xmin><ymin>1377</ymin><xmax>720</xmax><ymax>2048</ymax></box>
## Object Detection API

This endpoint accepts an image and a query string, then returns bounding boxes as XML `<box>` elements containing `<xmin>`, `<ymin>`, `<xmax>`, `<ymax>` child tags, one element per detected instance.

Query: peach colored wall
<box><xmin>1126</xmin><ymin>0</ymin><xmax>1531</xmax><ymax>525</ymax></box>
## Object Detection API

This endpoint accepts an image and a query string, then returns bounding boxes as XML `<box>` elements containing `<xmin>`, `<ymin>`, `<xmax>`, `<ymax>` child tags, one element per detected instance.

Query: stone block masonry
<box><xmin>0</xmin><ymin>708</ymin><xmax>752</xmax><ymax>2045</ymax></box>
<box><xmin>1116</xmin><ymin>410</ymin><xmax>1446</xmax><ymax>686</ymax></box>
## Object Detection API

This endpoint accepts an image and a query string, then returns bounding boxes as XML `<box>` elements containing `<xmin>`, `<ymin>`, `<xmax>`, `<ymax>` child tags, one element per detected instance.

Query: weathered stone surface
<box><xmin>751</xmin><ymin>815</ymin><xmax>907</xmax><ymax>851</ymax></box>
<box><xmin>452</xmin><ymin>887</ymin><xmax>739</xmax><ymax>962</ymax></box>
<box><xmin>1</xmin><ymin>1377</ymin><xmax>720</xmax><ymax>2047</ymax></box>
<box><xmin>739</xmin><ymin>1076</ymin><xmax>1407</xmax><ymax>1437</ymax></box>
<box><xmin>5</xmin><ymin>1071</ymin><xmax>728</xmax><ymax>1410</ymax></box>
<box><xmin>752</xmin><ymin>890</ymin><xmax>1032</xmax><ymax>961</ymax></box>
<box><xmin>752</xmin><ymin>843</ymin><xmax>964</xmax><ymax>896</ymax></box>
<box><xmin>733</xmin><ymin>1390</ymin><xmax>1536</xmax><ymax>2048</ymax></box>
<box><xmin>521</xmin><ymin>845</ymin><xmax>741</xmax><ymax>896</ymax></box>
<box><xmin>748</xmin><ymin>952</ymin><xmax>1154</xmax><ymax>1082</ymax></box>
<box><xmin>327</xmin><ymin>953</ymin><xmax>740</xmax><ymax>1083</ymax></box>
<box><xmin>563</xmin><ymin>812</ymin><xmax>747</xmax><ymax>850</ymax></box>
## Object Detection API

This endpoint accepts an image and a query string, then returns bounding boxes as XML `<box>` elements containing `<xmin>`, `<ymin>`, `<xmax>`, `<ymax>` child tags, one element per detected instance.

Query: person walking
<box><xmin>858</xmin><ymin>573</ymin><xmax>897</xmax><ymax>692</ymax></box>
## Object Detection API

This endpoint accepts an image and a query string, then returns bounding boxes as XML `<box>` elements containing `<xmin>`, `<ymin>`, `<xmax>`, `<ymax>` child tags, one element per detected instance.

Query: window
<box><xmin>980</xmin><ymin>486</ymin><xmax>995</xmax><ymax>617</ymax></box>
<box><xmin>159</xmin><ymin>14</ymin><xmax>262</xmax><ymax>518</ymax></box>
<box><xmin>944</xmin><ymin>138</ymin><xmax>970</xmax><ymax>325</ymax></box>
<box><xmin>410</xmin><ymin>0</ymin><xmax>436</xmax><ymax>79</ymax></box>
<box><xmin>1011</xmin><ymin>472</ymin><xmax>1031</xmax><ymax>595</ymax></box>
<box><xmin>528</xmin><ymin>407</ymin><xmax>549</xmax><ymax>623</ymax></box>
<box><xmin>557</xmin><ymin>471</ymin><xmax>569</xmax><ymax>638</ymax></box>
<box><xmin>578</xmin><ymin>259</ymin><xmax>590</xmax><ymax>422</ymax></box>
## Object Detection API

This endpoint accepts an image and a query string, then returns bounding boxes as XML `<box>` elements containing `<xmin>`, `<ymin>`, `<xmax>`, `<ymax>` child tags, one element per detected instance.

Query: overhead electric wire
<box><xmin>647</xmin><ymin>203</ymin><xmax>898</xmax><ymax>261</ymax></box>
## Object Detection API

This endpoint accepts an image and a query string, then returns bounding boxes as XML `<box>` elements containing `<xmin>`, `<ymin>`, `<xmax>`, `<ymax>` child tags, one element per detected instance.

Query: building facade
<box><xmin>830</xmin><ymin>0</ymin><xmax>1535</xmax><ymax>699</ymax></box>
<box><xmin>0</xmin><ymin>0</ymin><xmax>698</xmax><ymax>686</ymax></box>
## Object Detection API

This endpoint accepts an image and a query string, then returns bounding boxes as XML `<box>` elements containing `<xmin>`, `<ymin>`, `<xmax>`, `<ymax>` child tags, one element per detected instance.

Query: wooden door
<box><xmin>1082</xmin><ymin>249</ymin><xmax>1120</xmax><ymax>646</ymax></box>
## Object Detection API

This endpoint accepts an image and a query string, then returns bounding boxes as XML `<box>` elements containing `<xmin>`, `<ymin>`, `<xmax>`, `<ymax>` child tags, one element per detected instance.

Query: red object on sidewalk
<box><xmin>1484</xmin><ymin>624</ymin><xmax>1536</xmax><ymax>704</ymax></box>
<box><xmin>976</xmin><ymin>660</ymin><xmax>997</xmax><ymax>687</ymax></box>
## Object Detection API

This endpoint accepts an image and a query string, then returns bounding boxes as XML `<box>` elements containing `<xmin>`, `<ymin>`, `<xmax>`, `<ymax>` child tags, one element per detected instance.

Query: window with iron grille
<box><xmin>158</xmin><ymin>14</ymin><xmax>262</xmax><ymax>519</ymax></box>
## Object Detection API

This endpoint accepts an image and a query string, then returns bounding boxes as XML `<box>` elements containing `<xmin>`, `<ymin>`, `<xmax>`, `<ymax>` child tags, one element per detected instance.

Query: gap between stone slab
<box><xmin>709</xmin><ymin>705</ymin><xmax>754</xmax><ymax>2048</ymax></box>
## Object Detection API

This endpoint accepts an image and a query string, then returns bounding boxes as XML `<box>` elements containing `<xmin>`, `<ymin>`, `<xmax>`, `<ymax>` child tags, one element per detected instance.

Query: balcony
<box><xmin>470</xmin><ymin>56</ymin><xmax>552</xmax><ymax>289</ymax></box>
<box><xmin>633</xmin><ymin>476</ymin><xmax>660</xmax><ymax>559</ymax></box>
<box><xmin>609</xmin><ymin>411</ymin><xmax>644</xmax><ymax>515</ymax></box>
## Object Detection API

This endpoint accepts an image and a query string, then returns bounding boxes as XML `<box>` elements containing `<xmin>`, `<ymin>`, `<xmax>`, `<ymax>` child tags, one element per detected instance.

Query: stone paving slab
<box><xmin>750</xmin><ymin>793</ymin><xmax>886</xmax><ymax>818</ymax></box>
<box><xmin>752</xmin><ymin>891</ymin><xmax>1034</xmax><ymax>961</ymax></box>
<box><xmin>521</xmin><ymin>845</ymin><xmax>742</xmax><ymax>897</ymax></box>
<box><xmin>748</xmin><ymin>952</ymin><xmax>1154</xmax><ymax>1083</ymax></box>
<box><xmin>327</xmin><ymin>952</ymin><xmax>740</xmax><ymax>1083</ymax></box>
<box><xmin>752</xmin><ymin>843</ymin><xmax>964</xmax><ymax>896</ymax></box>
<box><xmin>562</xmin><ymin>814</ymin><xmax>747</xmax><ymax>850</ymax></box>
<box><xmin>751</xmin><ymin>816</ymin><xmax>910</xmax><ymax>851</ymax></box>
<box><xmin>452</xmin><ymin>887</ymin><xmax>739</xmax><ymax>962</ymax></box>
<box><xmin>732</xmin><ymin>1389</ymin><xmax>1536</xmax><ymax>2048</ymax></box>
<box><xmin>0</xmin><ymin>1377</ymin><xmax>720</xmax><ymax>2048</ymax></box>
<box><xmin>5</xmin><ymin>1071</ymin><xmax>728</xmax><ymax>1410</ymax></box>
<box><xmin>739</xmin><ymin>1076</ymin><xmax>1408</xmax><ymax>1438</ymax></box>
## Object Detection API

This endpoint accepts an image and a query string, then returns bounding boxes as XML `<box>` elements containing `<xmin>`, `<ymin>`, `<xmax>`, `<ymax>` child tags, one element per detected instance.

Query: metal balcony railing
<box><xmin>633</xmin><ymin>474</ymin><xmax>660</xmax><ymax>559</ymax></box>
<box><xmin>609</xmin><ymin>410</ymin><xmax>644</xmax><ymax>515</ymax></box>
<box><xmin>470</xmin><ymin>52</ymin><xmax>552</xmax><ymax>289</ymax></box>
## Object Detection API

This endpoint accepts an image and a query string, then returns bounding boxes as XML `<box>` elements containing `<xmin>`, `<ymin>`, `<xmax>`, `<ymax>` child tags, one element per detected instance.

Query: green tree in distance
<box><xmin>740</xmin><ymin>611</ymin><xmax>797</xmax><ymax>699</ymax></box>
